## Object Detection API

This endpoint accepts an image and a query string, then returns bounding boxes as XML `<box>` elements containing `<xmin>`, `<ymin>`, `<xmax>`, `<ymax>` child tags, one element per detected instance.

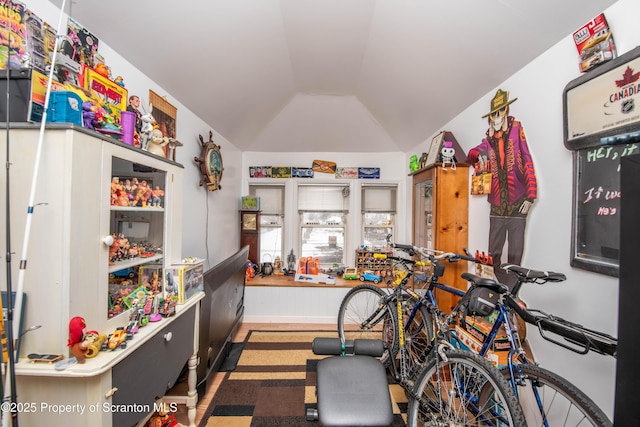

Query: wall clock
<box><xmin>194</xmin><ymin>130</ymin><xmax>223</xmax><ymax>191</ymax></box>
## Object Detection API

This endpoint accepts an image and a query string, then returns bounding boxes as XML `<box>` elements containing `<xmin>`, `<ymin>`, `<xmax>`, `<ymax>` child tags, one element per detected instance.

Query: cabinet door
<box><xmin>111</xmin><ymin>306</ymin><xmax>196</xmax><ymax>426</ymax></box>
<box><xmin>108</xmin><ymin>156</ymin><xmax>167</xmax><ymax>321</ymax></box>
<box><xmin>412</xmin><ymin>165</ymin><xmax>469</xmax><ymax>312</ymax></box>
<box><xmin>414</xmin><ymin>172</ymin><xmax>434</xmax><ymax>249</ymax></box>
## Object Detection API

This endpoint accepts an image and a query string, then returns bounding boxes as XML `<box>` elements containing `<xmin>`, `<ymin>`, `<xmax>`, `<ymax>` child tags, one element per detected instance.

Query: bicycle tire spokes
<box><xmin>412</xmin><ymin>352</ymin><xmax>521</xmax><ymax>426</ymax></box>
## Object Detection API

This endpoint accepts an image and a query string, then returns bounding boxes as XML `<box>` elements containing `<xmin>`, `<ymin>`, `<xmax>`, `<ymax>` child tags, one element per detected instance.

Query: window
<box><xmin>361</xmin><ymin>185</ymin><xmax>397</xmax><ymax>250</ymax></box>
<box><xmin>249</xmin><ymin>184</ymin><xmax>284</xmax><ymax>264</ymax></box>
<box><xmin>298</xmin><ymin>184</ymin><xmax>349</xmax><ymax>267</ymax></box>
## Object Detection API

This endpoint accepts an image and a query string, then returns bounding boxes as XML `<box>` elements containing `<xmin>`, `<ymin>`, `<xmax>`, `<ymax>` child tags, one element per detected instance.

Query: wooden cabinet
<box><xmin>411</xmin><ymin>164</ymin><xmax>469</xmax><ymax>312</ymax></box>
<box><xmin>0</xmin><ymin>124</ymin><xmax>201</xmax><ymax>426</ymax></box>
<box><xmin>240</xmin><ymin>210</ymin><xmax>261</xmax><ymax>264</ymax></box>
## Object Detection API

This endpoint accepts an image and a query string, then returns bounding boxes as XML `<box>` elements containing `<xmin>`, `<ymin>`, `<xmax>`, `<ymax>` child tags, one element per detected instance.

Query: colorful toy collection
<box><xmin>2</xmin><ymin>4</ymin><xmax>182</xmax><ymax>158</ymax></box>
<box><xmin>110</xmin><ymin>176</ymin><xmax>164</xmax><ymax>208</ymax></box>
<box><xmin>107</xmin><ymin>233</ymin><xmax>162</xmax><ymax>265</ymax></box>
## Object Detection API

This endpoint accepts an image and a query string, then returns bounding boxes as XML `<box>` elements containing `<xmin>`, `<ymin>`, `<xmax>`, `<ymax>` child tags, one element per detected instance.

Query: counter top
<box><xmin>246</xmin><ymin>273</ymin><xmax>384</xmax><ymax>288</ymax></box>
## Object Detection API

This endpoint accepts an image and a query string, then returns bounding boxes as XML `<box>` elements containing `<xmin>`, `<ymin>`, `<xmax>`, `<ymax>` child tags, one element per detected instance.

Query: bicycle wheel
<box><xmin>502</xmin><ymin>363</ymin><xmax>611</xmax><ymax>427</ymax></box>
<box><xmin>407</xmin><ymin>348</ymin><xmax>526</xmax><ymax>427</ymax></box>
<box><xmin>400</xmin><ymin>294</ymin><xmax>434</xmax><ymax>378</ymax></box>
<box><xmin>337</xmin><ymin>284</ymin><xmax>398</xmax><ymax>366</ymax></box>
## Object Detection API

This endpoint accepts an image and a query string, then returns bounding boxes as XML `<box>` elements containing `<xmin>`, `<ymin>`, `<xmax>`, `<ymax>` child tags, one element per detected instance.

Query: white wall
<box><xmin>406</xmin><ymin>0</ymin><xmax>639</xmax><ymax>417</ymax></box>
<box><xmin>242</xmin><ymin>151</ymin><xmax>410</xmax><ymax>265</ymax></box>
<box><xmin>30</xmin><ymin>0</ymin><xmax>243</xmax><ymax>271</ymax></box>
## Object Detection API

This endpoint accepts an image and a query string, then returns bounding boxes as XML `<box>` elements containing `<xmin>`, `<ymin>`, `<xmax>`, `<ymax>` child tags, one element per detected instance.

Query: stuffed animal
<box><xmin>68</xmin><ymin>316</ymin><xmax>89</xmax><ymax>363</ymax></box>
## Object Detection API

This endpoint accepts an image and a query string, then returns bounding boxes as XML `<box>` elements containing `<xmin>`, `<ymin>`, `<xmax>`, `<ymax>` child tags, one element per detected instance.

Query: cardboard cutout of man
<box><xmin>467</xmin><ymin>89</ymin><xmax>537</xmax><ymax>289</ymax></box>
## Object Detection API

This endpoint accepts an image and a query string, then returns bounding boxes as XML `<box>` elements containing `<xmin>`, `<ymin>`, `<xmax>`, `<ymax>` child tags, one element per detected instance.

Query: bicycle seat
<box><xmin>461</xmin><ymin>272</ymin><xmax>509</xmax><ymax>294</ymax></box>
<box><xmin>501</xmin><ymin>264</ymin><xmax>566</xmax><ymax>282</ymax></box>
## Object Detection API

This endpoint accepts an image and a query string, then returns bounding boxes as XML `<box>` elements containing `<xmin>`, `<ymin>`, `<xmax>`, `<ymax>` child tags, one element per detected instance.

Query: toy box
<box><xmin>84</xmin><ymin>68</ymin><xmax>128</xmax><ymax>118</ymax></box>
<box><xmin>572</xmin><ymin>13</ymin><xmax>617</xmax><ymax>73</ymax></box>
<box><xmin>138</xmin><ymin>264</ymin><xmax>164</xmax><ymax>294</ymax></box>
<box><xmin>165</xmin><ymin>262</ymin><xmax>204</xmax><ymax>304</ymax></box>
<box><xmin>46</xmin><ymin>91</ymin><xmax>83</xmax><ymax>126</ymax></box>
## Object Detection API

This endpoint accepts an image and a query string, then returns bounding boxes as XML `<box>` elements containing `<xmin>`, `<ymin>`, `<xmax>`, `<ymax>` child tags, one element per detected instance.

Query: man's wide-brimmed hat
<box><xmin>482</xmin><ymin>89</ymin><xmax>518</xmax><ymax>118</ymax></box>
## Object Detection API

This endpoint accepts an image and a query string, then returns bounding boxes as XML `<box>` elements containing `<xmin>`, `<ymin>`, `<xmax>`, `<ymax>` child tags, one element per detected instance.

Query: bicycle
<box><xmin>365</xmin><ymin>238</ymin><xmax>616</xmax><ymax>427</ymax></box>
<box><xmin>337</xmin><ymin>244</ymin><xmax>526</xmax><ymax>426</ymax></box>
<box><xmin>456</xmin><ymin>264</ymin><xmax>616</xmax><ymax>427</ymax></box>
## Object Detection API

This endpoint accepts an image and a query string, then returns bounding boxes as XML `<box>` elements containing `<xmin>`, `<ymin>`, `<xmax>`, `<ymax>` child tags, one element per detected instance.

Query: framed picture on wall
<box><xmin>425</xmin><ymin>132</ymin><xmax>445</xmax><ymax>167</ymax></box>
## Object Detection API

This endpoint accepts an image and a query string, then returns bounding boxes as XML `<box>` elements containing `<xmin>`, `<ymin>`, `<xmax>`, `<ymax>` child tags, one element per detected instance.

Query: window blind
<box><xmin>361</xmin><ymin>185</ymin><xmax>397</xmax><ymax>213</ymax></box>
<box><xmin>249</xmin><ymin>185</ymin><xmax>284</xmax><ymax>215</ymax></box>
<box><xmin>298</xmin><ymin>184</ymin><xmax>349</xmax><ymax>212</ymax></box>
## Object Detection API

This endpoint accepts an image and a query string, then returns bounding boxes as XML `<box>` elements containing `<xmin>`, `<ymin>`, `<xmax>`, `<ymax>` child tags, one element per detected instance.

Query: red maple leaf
<box><xmin>615</xmin><ymin>66</ymin><xmax>640</xmax><ymax>88</ymax></box>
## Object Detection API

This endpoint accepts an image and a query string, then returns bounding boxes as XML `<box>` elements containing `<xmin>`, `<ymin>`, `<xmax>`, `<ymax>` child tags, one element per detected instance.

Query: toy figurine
<box><xmin>285</xmin><ymin>249</ymin><xmax>296</xmax><ymax>275</ymax></box>
<box><xmin>133</xmin><ymin>180</ymin><xmax>152</xmax><ymax>207</ymax></box>
<box><xmin>67</xmin><ymin>316</ymin><xmax>89</xmax><ymax>363</ymax></box>
<box><xmin>124</xmin><ymin>179</ymin><xmax>136</xmax><ymax>203</ymax></box>
<box><xmin>149</xmin><ymin>408</ymin><xmax>179</xmax><ymax>427</ymax></box>
<box><xmin>441</xmin><ymin>141</ymin><xmax>456</xmax><ymax>170</ymax></box>
<box><xmin>148</xmin><ymin>128</ymin><xmax>169</xmax><ymax>158</ymax></box>
<box><xmin>84</xmin><ymin>331</ymin><xmax>107</xmax><ymax>358</ymax></box>
<box><xmin>151</xmin><ymin>186</ymin><xmax>164</xmax><ymax>207</ymax></box>
<box><xmin>245</xmin><ymin>260</ymin><xmax>258</xmax><ymax>282</ymax></box>
<box><xmin>419</xmin><ymin>152</ymin><xmax>428</xmax><ymax>169</ymax></box>
<box><xmin>110</xmin><ymin>177</ymin><xmax>122</xmax><ymax>206</ymax></box>
<box><xmin>139</xmin><ymin>103</ymin><xmax>155</xmax><ymax>151</ymax></box>
<box><xmin>127</xmin><ymin>95</ymin><xmax>143</xmax><ymax>135</ymax></box>
<box><xmin>409</xmin><ymin>154</ymin><xmax>419</xmax><ymax>173</ymax></box>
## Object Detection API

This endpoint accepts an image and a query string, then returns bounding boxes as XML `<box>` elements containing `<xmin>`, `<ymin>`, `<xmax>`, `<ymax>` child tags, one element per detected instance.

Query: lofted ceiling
<box><xmin>50</xmin><ymin>0</ymin><xmax>616</xmax><ymax>153</ymax></box>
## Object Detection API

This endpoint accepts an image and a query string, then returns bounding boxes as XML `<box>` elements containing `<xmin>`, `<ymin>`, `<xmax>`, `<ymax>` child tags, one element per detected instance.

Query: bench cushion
<box><xmin>316</xmin><ymin>355</ymin><xmax>393</xmax><ymax>427</ymax></box>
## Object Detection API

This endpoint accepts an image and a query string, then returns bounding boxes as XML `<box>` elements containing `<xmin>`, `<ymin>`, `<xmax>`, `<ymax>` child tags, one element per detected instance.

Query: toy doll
<box><xmin>147</xmin><ymin>128</ymin><xmax>169</xmax><ymax>158</ymax></box>
<box><xmin>151</xmin><ymin>186</ymin><xmax>164</xmax><ymax>207</ymax></box>
<box><xmin>68</xmin><ymin>316</ymin><xmax>89</xmax><ymax>363</ymax></box>
<box><xmin>133</xmin><ymin>180</ymin><xmax>152</xmax><ymax>207</ymax></box>
<box><xmin>440</xmin><ymin>141</ymin><xmax>456</xmax><ymax>170</ymax></box>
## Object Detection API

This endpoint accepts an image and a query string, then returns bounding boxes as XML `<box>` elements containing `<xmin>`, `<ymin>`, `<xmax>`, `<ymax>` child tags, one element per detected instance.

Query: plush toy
<box><xmin>68</xmin><ymin>316</ymin><xmax>89</xmax><ymax>363</ymax></box>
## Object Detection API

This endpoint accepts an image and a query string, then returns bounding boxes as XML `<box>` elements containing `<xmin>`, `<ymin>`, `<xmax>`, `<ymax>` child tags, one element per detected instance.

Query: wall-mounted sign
<box><xmin>565</xmin><ymin>47</ymin><xmax>640</xmax><ymax>145</ymax></box>
<box><xmin>563</xmin><ymin>46</ymin><xmax>640</xmax><ymax>276</ymax></box>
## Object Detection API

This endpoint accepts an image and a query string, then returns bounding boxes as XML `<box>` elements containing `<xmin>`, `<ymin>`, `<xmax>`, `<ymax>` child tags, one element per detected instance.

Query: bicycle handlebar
<box><xmin>389</xmin><ymin>243</ymin><xmax>477</xmax><ymax>263</ymax></box>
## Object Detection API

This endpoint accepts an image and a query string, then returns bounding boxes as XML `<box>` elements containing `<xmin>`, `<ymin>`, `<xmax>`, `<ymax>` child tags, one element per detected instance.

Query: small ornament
<box><xmin>441</xmin><ymin>141</ymin><xmax>456</xmax><ymax>170</ymax></box>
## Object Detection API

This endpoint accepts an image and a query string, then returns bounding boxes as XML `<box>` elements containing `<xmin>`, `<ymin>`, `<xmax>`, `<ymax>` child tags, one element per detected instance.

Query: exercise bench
<box><xmin>306</xmin><ymin>337</ymin><xmax>394</xmax><ymax>427</ymax></box>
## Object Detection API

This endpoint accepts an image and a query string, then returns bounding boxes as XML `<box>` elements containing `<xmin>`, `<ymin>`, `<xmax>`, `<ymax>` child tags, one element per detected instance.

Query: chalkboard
<box><xmin>564</xmin><ymin>46</ymin><xmax>640</xmax><ymax>276</ymax></box>
<box><xmin>573</xmin><ymin>139</ymin><xmax>639</xmax><ymax>275</ymax></box>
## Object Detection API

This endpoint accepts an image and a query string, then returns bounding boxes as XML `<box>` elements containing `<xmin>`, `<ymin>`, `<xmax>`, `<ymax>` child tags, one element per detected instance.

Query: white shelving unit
<box><xmin>0</xmin><ymin>124</ymin><xmax>201</xmax><ymax>427</ymax></box>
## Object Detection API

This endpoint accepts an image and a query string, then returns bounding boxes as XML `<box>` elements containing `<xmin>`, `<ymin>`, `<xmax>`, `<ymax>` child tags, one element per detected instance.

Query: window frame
<box><xmin>361</xmin><ymin>184</ymin><xmax>397</xmax><ymax>250</ymax></box>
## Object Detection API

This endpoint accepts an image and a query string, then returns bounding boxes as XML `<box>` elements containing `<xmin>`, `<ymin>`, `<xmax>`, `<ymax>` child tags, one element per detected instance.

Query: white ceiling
<box><xmin>51</xmin><ymin>0</ymin><xmax>616</xmax><ymax>152</ymax></box>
